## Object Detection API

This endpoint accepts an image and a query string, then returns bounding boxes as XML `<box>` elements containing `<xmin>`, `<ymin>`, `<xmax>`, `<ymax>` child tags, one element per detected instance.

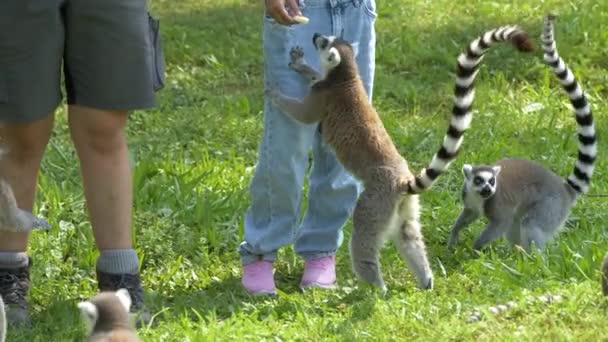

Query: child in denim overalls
<box><xmin>239</xmin><ymin>0</ymin><xmax>377</xmax><ymax>294</ymax></box>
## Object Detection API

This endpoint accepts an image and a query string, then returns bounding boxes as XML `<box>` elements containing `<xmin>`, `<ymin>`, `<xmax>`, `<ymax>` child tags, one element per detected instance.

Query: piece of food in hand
<box><xmin>293</xmin><ymin>15</ymin><xmax>309</xmax><ymax>24</ymax></box>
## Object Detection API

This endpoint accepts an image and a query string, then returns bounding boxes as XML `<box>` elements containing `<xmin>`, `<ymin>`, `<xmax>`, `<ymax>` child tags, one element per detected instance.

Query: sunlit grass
<box><xmin>7</xmin><ymin>0</ymin><xmax>608</xmax><ymax>340</ymax></box>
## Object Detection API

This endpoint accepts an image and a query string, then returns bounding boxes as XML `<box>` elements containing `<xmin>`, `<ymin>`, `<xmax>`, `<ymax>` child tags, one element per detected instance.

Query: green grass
<box><xmin>8</xmin><ymin>0</ymin><xmax>608</xmax><ymax>340</ymax></box>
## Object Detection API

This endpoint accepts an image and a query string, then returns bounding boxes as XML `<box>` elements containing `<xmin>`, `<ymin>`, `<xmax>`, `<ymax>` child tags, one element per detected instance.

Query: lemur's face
<box><xmin>463</xmin><ymin>164</ymin><xmax>501</xmax><ymax>199</ymax></box>
<box><xmin>77</xmin><ymin>289</ymin><xmax>132</xmax><ymax>333</ymax></box>
<box><xmin>312</xmin><ymin>33</ymin><xmax>347</xmax><ymax>73</ymax></box>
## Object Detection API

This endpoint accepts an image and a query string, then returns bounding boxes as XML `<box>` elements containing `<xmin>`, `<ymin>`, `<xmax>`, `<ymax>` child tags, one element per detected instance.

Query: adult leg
<box><xmin>68</xmin><ymin>107</ymin><xmax>133</xmax><ymax>251</ymax></box>
<box><xmin>0</xmin><ymin>0</ymin><xmax>64</xmax><ymax>326</ymax></box>
<box><xmin>63</xmin><ymin>0</ymin><xmax>158</xmax><ymax>324</ymax></box>
<box><xmin>0</xmin><ymin>117</ymin><xmax>55</xmax><ymax>251</ymax></box>
<box><xmin>0</xmin><ymin>117</ymin><xmax>55</xmax><ymax>325</ymax></box>
<box><xmin>67</xmin><ymin>107</ymin><xmax>146</xmax><ymax>319</ymax></box>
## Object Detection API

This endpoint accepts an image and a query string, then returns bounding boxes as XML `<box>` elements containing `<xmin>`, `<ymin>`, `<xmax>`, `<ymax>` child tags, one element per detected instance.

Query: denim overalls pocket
<box><xmin>362</xmin><ymin>0</ymin><xmax>377</xmax><ymax>19</ymax></box>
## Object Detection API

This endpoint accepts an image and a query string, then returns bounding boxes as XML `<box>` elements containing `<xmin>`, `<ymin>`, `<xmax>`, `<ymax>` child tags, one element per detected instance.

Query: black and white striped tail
<box><xmin>408</xmin><ymin>26</ymin><xmax>534</xmax><ymax>194</ymax></box>
<box><xmin>466</xmin><ymin>294</ymin><xmax>563</xmax><ymax>324</ymax></box>
<box><xmin>542</xmin><ymin>15</ymin><xmax>596</xmax><ymax>195</ymax></box>
<box><xmin>0</xmin><ymin>294</ymin><xmax>5</xmax><ymax>342</ymax></box>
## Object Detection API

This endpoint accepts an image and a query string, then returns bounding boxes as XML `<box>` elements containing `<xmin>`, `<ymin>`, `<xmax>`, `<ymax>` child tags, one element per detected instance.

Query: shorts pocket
<box><xmin>148</xmin><ymin>12</ymin><xmax>166</xmax><ymax>92</ymax></box>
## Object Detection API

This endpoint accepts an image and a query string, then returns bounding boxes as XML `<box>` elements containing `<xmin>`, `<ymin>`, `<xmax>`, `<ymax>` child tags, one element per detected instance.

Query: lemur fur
<box><xmin>448</xmin><ymin>15</ymin><xmax>597</xmax><ymax>252</ymax></box>
<box><xmin>268</xmin><ymin>28</ymin><xmax>534</xmax><ymax>292</ymax></box>
<box><xmin>77</xmin><ymin>289</ymin><xmax>141</xmax><ymax>342</ymax></box>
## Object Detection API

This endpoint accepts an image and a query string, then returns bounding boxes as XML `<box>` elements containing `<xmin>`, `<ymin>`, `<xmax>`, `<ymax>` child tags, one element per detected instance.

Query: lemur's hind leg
<box><xmin>289</xmin><ymin>46</ymin><xmax>323</xmax><ymax>84</ymax></box>
<box><xmin>350</xmin><ymin>187</ymin><xmax>399</xmax><ymax>293</ymax></box>
<box><xmin>519</xmin><ymin>201</ymin><xmax>569</xmax><ymax>251</ymax></box>
<box><xmin>505</xmin><ymin>222</ymin><xmax>523</xmax><ymax>247</ymax></box>
<box><xmin>390</xmin><ymin>195</ymin><xmax>434</xmax><ymax>290</ymax></box>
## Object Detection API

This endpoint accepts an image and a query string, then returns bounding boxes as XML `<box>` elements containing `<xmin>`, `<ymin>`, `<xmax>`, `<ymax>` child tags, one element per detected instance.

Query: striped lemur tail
<box><xmin>407</xmin><ymin>26</ymin><xmax>535</xmax><ymax>194</ymax></box>
<box><xmin>0</xmin><ymin>295</ymin><xmax>6</xmax><ymax>342</ymax></box>
<box><xmin>542</xmin><ymin>14</ymin><xmax>597</xmax><ymax>196</ymax></box>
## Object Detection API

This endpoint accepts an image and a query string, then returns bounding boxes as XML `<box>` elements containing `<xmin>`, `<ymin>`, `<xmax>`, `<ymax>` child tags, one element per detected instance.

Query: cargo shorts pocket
<box><xmin>148</xmin><ymin>12</ymin><xmax>166</xmax><ymax>92</ymax></box>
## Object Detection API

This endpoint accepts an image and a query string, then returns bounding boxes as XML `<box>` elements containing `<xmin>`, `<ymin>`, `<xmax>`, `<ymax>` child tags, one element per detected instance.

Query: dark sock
<box><xmin>0</xmin><ymin>252</ymin><xmax>28</xmax><ymax>269</ymax></box>
<box><xmin>96</xmin><ymin>249</ymin><xmax>140</xmax><ymax>274</ymax></box>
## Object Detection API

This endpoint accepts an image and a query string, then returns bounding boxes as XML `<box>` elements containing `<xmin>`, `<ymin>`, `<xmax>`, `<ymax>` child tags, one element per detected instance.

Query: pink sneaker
<box><xmin>300</xmin><ymin>256</ymin><xmax>337</xmax><ymax>290</ymax></box>
<box><xmin>242</xmin><ymin>260</ymin><xmax>277</xmax><ymax>295</ymax></box>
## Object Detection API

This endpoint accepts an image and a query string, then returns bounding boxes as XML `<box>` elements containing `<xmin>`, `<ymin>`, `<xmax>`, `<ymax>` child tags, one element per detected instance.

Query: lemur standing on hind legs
<box><xmin>267</xmin><ymin>26</ymin><xmax>534</xmax><ymax>292</ymax></box>
<box><xmin>447</xmin><ymin>15</ymin><xmax>597</xmax><ymax>253</ymax></box>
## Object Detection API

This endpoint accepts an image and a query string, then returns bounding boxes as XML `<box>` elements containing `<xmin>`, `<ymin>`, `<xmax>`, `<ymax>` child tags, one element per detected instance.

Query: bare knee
<box><xmin>0</xmin><ymin>116</ymin><xmax>54</xmax><ymax>165</ymax></box>
<box><xmin>68</xmin><ymin>105</ymin><xmax>128</xmax><ymax>155</ymax></box>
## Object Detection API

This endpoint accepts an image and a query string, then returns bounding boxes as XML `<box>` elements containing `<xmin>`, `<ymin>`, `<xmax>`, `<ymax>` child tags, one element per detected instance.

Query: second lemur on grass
<box><xmin>448</xmin><ymin>15</ymin><xmax>597</xmax><ymax>252</ymax></box>
<box><xmin>267</xmin><ymin>26</ymin><xmax>534</xmax><ymax>292</ymax></box>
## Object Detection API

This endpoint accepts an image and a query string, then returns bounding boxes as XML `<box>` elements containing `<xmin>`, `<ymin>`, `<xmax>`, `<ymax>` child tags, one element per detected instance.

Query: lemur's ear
<box><xmin>462</xmin><ymin>164</ymin><xmax>473</xmax><ymax>180</ymax></box>
<box><xmin>77</xmin><ymin>301</ymin><xmax>98</xmax><ymax>333</ymax></box>
<box><xmin>350</xmin><ymin>41</ymin><xmax>360</xmax><ymax>58</ymax></box>
<box><xmin>115</xmin><ymin>288</ymin><xmax>132</xmax><ymax>311</ymax></box>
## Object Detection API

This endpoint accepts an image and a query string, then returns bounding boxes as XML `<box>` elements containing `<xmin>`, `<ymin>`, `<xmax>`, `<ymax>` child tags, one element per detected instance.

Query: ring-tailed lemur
<box><xmin>448</xmin><ymin>15</ymin><xmax>597</xmax><ymax>252</ymax></box>
<box><xmin>267</xmin><ymin>26</ymin><xmax>534</xmax><ymax>292</ymax></box>
<box><xmin>77</xmin><ymin>289</ymin><xmax>141</xmax><ymax>342</ymax></box>
<box><xmin>0</xmin><ymin>147</ymin><xmax>51</xmax><ymax>233</ymax></box>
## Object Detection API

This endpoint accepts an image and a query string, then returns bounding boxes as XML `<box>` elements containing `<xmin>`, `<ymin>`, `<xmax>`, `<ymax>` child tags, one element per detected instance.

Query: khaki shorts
<box><xmin>0</xmin><ymin>0</ymin><xmax>165</xmax><ymax>123</ymax></box>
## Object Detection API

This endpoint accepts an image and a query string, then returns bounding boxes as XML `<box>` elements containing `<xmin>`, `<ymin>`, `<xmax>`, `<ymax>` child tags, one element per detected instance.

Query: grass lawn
<box><xmin>7</xmin><ymin>0</ymin><xmax>608</xmax><ymax>341</ymax></box>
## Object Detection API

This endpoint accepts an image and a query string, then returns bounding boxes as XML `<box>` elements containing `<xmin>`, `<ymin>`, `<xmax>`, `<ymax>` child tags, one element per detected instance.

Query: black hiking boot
<box><xmin>0</xmin><ymin>257</ymin><xmax>32</xmax><ymax>327</ymax></box>
<box><xmin>96</xmin><ymin>270</ymin><xmax>151</xmax><ymax>328</ymax></box>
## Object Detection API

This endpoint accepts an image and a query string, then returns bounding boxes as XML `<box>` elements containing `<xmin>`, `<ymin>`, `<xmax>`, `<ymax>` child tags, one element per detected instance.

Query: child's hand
<box><xmin>264</xmin><ymin>0</ymin><xmax>302</xmax><ymax>25</ymax></box>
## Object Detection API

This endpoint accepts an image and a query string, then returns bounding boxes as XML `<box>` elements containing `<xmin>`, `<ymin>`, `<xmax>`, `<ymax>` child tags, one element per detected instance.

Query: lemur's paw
<box><xmin>289</xmin><ymin>46</ymin><xmax>305</xmax><ymax>65</ymax></box>
<box><xmin>265</xmin><ymin>84</ymin><xmax>282</xmax><ymax>106</ymax></box>
<box><xmin>421</xmin><ymin>277</ymin><xmax>434</xmax><ymax>290</ymax></box>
